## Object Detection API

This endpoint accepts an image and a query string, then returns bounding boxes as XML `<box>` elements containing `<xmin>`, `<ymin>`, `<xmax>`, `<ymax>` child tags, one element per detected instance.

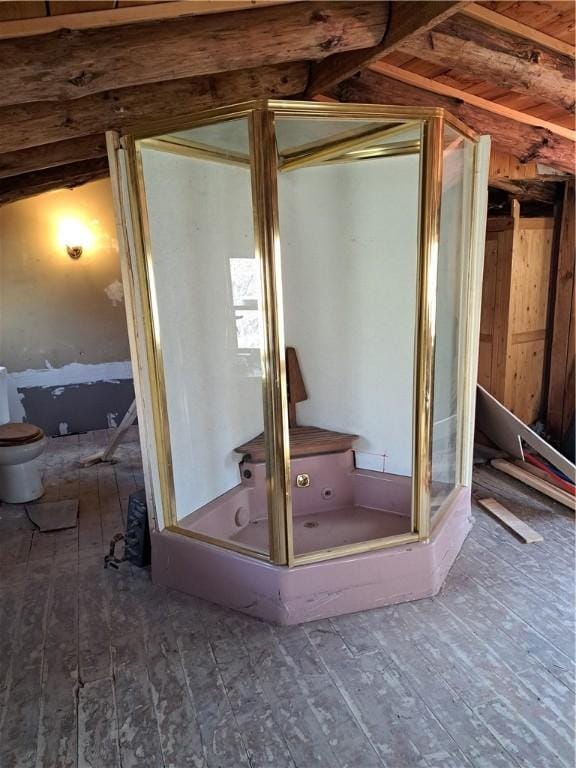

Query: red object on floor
<box><xmin>524</xmin><ymin>454</ymin><xmax>576</xmax><ymax>496</ymax></box>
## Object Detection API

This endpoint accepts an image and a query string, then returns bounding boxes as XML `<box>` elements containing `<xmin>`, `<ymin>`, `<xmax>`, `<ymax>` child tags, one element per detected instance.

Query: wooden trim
<box><xmin>370</xmin><ymin>62</ymin><xmax>576</xmax><ymax>143</ymax></box>
<box><xmin>305</xmin><ymin>1</ymin><xmax>464</xmax><ymax>96</ymax></box>
<box><xmin>0</xmin><ymin>1</ymin><xmax>304</xmax><ymax>39</ymax></box>
<box><xmin>461</xmin><ymin>4</ymin><xmax>575</xmax><ymax>59</ymax></box>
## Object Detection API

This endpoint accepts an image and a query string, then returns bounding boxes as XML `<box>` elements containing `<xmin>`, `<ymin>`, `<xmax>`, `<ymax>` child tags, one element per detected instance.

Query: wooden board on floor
<box><xmin>491</xmin><ymin>459</ymin><xmax>576</xmax><ymax>511</ymax></box>
<box><xmin>478</xmin><ymin>497</ymin><xmax>544</xmax><ymax>543</ymax></box>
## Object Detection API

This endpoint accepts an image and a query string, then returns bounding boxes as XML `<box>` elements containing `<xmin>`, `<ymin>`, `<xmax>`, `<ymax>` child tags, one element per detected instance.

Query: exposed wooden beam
<box><xmin>330</xmin><ymin>69</ymin><xmax>575</xmax><ymax>173</ymax></box>
<box><xmin>461</xmin><ymin>4</ymin><xmax>575</xmax><ymax>58</ymax></box>
<box><xmin>400</xmin><ymin>13</ymin><xmax>575</xmax><ymax>114</ymax></box>
<box><xmin>370</xmin><ymin>62</ymin><xmax>576</xmax><ymax>141</ymax></box>
<box><xmin>0</xmin><ymin>2</ymin><xmax>386</xmax><ymax>108</ymax></box>
<box><xmin>305</xmin><ymin>1</ymin><xmax>464</xmax><ymax>96</ymax></box>
<box><xmin>488</xmin><ymin>178</ymin><xmax>560</xmax><ymax>204</ymax></box>
<box><xmin>0</xmin><ymin>1</ymin><xmax>304</xmax><ymax>39</ymax></box>
<box><xmin>0</xmin><ymin>135</ymin><xmax>107</xmax><ymax>179</ymax></box>
<box><xmin>0</xmin><ymin>62</ymin><xmax>308</xmax><ymax>155</ymax></box>
<box><xmin>0</xmin><ymin>157</ymin><xmax>109</xmax><ymax>207</ymax></box>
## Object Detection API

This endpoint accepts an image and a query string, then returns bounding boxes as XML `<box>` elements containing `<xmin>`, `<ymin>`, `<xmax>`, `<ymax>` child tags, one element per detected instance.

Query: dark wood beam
<box><xmin>489</xmin><ymin>178</ymin><xmax>561</xmax><ymax>204</ymax></box>
<box><xmin>305</xmin><ymin>1</ymin><xmax>464</xmax><ymax>96</ymax></box>
<box><xmin>0</xmin><ymin>135</ymin><xmax>107</xmax><ymax>179</ymax></box>
<box><xmin>330</xmin><ymin>69</ymin><xmax>575</xmax><ymax>173</ymax></box>
<box><xmin>0</xmin><ymin>62</ymin><xmax>308</xmax><ymax>155</ymax></box>
<box><xmin>400</xmin><ymin>13</ymin><xmax>575</xmax><ymax>114</ymax></box>
<box><xmin>0</xmin><ymin>157</ymin><xmax>109</xmax><ymax>207</ymax></box>
<box><xmin>0</xmin><ymin>2</ymin><xmax>387</xmax><ymax>108</ymax></box>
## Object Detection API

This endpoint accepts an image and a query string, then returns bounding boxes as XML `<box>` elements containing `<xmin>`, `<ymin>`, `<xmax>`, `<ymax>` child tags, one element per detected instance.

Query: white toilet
<box><xmin>0</xmin><ymin>423</ymin><xmax>47</xmax><ymax>503</ymax></box>
<box><xmin>0</xmin><ymin>368</ymin><xmax>47</xmax><ymax>504</ymax></box>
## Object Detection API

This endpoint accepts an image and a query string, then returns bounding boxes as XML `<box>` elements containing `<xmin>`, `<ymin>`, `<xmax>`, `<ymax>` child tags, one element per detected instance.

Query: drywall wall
<box><xmin>278</xmin><ymin>155</ymin><xmax>419</xmax><ymax>476</ymax></box>
<box><xmin>0</xmin><ymin>178</ymin><xmax>134</xmax><ymax>434</ymax></box>
<box><xmin>140</xmin><ymin>147</ymin><xmax>263</xmax><ymax>519</ymax></box>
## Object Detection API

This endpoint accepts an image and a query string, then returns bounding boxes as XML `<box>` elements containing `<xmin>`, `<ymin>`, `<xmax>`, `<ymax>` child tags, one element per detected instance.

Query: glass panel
<box><xmin>137</xmin><ymin>118</ymin><xmax>270</xmax><ymax>556</ymax></box>
<box><xmin>168</xmin><ymin>118</ymin><xmax>250</xmax><ymax>158</ymax></box>
<box><xmin>430</xmin><ymin>126</ymin><xmax>475</xmax><ymax>518</ymax></box>
<box><xmin>276</xmin><ymin>118</ymin><xmax>422</xmax><ymax>557</ymax></box>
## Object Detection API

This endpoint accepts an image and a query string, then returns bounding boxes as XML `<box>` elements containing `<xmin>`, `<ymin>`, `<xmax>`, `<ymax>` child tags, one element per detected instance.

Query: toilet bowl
<box><xmin>0</xmin><ymin>423</ymin><xmax>46</xmax><ymax>503</ymax></box>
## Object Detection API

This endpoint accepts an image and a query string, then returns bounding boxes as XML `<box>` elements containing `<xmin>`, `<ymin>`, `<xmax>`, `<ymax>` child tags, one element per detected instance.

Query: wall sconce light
<box><xmin>57</xmin><ymin>217</ymin><xmax>93</xmax><ymax>261</ymax></box>
<box><xmin>66</xmin><ymin>244</ymin><xmax>83</xmax><ymax>260</ymax></box>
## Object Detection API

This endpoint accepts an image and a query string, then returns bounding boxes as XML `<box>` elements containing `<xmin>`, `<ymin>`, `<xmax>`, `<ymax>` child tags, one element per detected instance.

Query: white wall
<box><xmin>140</xmin><ymin>148</ymin><xmax>263</xmax><ymax>519</ymax></box>
<box><xmin>278</xmin><ymin>155</ymin><xmax>419</xmax><ymax>476</ymax></box>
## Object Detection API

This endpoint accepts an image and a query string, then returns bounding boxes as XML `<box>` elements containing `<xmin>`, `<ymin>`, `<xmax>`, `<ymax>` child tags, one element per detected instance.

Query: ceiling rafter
<box><xmin>0</xmin><ymin>1</ymin><xmax>387</xmax><ymax>108</ymax></box>
<box><xmin>305</xmin><ymin>1</ymin><xmax>464</xmax><ymax>96</ymax></box>
<box><xmin>330</xmin><ymin>68</ymin><xmax>575</xmax><ymax>172</ymax></box>
<box><xmin>399</xmin><ymin>12</ymin><xmax>575</xmax><ymax>114</ymax></box>
<box><xmin>0</xmin><ymin>62</ymin><xmax>309</xmax><ymax>157</ymax></box>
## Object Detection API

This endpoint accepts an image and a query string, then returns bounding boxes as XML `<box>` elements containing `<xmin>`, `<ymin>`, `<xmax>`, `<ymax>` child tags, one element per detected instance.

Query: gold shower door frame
<box><xmin>110</xmin><ymin>99</ymin><xmax>484</xmax><ymax>568</ymax></box>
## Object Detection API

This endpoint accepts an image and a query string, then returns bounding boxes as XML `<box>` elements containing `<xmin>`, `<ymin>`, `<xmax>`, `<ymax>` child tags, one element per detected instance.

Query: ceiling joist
<box><xmin>0</xmin><ymin>134</ymin><xmax>107</xmax><ymax>180</ymax></box>
<box><xmin>0</xmin><ymin>1</ymin><xmax>387</xmax><ymax>108</ymax></box>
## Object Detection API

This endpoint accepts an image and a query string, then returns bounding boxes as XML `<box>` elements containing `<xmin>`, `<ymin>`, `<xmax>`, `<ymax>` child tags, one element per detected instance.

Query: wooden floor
<box><xmin>0</xmin><ymin>431</ymin><xmax>574</xmax><ymax>768</ymax></box>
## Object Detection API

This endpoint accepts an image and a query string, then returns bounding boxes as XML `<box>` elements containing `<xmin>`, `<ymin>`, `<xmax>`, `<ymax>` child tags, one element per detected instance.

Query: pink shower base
<box><xmin>177</xmin><ymin>451</ymin><xmax>413</xmax><ymax>556</ymax></box>
<box><xmin>151</xmin><ymin>449</ymin><xmax>472</xmax><ymax>624</ymax></box>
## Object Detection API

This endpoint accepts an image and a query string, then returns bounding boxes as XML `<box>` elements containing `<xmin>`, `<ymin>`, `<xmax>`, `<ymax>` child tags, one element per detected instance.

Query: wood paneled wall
<box><xmin>479</xmin><ymin>202</ymin><xmax>555</xmax><ymax>425</ymax></box>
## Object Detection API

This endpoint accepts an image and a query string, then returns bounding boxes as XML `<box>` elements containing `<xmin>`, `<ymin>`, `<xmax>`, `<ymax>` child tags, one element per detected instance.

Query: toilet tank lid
<box><xmin>0</xmin><ymin>422</ymin><xmax>44</xmax><ymax>446</ymax></box>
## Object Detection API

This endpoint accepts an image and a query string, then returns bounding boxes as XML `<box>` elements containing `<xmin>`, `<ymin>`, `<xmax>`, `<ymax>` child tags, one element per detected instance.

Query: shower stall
<box><xmin>108</xmin><ymin>100</ymin><xmax>489</xmax><ymax>623</ymax></box>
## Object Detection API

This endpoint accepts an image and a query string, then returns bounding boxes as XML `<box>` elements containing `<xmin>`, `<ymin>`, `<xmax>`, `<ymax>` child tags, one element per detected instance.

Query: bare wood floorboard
<box><xmin>0</xmin><ymin>433</ymin><xmax>573</xmax><ymax>767</ymax></box>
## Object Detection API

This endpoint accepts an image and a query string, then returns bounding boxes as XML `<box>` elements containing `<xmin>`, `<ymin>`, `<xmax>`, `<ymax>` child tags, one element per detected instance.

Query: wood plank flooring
<box><xmin>0</xmin><ymin>431</ymin><xmax>573</xmax><ymax>767</ymax></box>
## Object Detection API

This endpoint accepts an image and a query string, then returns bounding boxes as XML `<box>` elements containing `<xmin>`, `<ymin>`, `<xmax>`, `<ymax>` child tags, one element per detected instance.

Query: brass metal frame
<box><xmin>114</xmin><ymin>99</ymin><xmax>483</xmax><ymax>567</ymax></box>
<box><xmin>411</xmin><ymin>115</ymin><xmax>443</xmax><ymax>541</ymax></box>
<box><xmin>248</xmin><ymin>109</ymin><xmax>294</xmax><ymax>565</ymax></box>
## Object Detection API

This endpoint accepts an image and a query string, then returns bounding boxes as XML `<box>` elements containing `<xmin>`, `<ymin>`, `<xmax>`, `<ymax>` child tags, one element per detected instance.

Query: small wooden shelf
<box><xmin>235</xmin><ymin>426</ymin><xmax>357</xmax><ymax>462</ymax></box>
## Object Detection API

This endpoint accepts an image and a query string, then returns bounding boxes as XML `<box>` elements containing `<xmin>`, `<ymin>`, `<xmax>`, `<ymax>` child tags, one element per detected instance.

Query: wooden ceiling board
<box><xmin>480</xmin><ymin>1</ymin><xmax>575</xmax><ymax>45</ymax></box>
<box><xmin>48</xmin><ymin>2</ymin><xmax>116</xmax><ymax>14</ymax></box>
